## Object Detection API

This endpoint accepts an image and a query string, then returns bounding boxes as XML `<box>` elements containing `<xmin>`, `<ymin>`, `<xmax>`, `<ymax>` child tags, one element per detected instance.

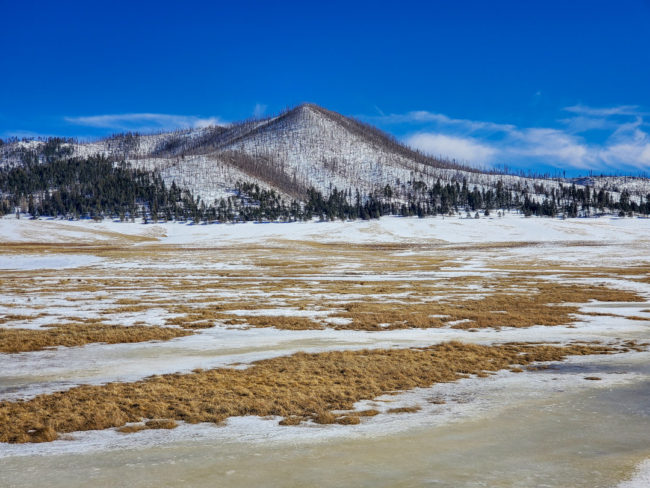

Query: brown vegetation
<box><xmin>3</xmin><ymin>238</ymin><xmax>648</xmax><ymax>337</ymax></box>
<box><xmin>156</xmin><ymin>278</ymin><xmax>643</xmax><ymax>332</ymax></box>
<box><xmin>145</xmin><ymin>419</ymin><xmax>178</xmax><ymax>429</ymax></box>
<box><xmin>223</xmin><ymin>315</ymin><xmax>324</xmax><ymax>330</ymax></box>
<box><xmin>0</xmin><ymin>313</ymin><xmax>48</xmax><ymax>325</ymax></box>
<box><xmin>0</xmin><ymin>324</ymin><xmax>192</xmax><ymax>353</ymax></box>
<box><xmin>0</xmin><ymin>341</ymin><xmax>617</xmax><ymax>443</ymax></box>
<box><xmin>277</xmin><ymin>282</ymin><xmax>644</xmax><ymax>331</ymax></box>
<box><xmin>387</xmin><ymin>406</ymin><xmax>421</xmax><ymax>414</ymax></box>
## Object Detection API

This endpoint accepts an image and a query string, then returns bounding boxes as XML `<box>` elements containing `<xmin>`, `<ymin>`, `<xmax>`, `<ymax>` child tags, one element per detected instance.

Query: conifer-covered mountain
<box><xmin>1</xmin><ymin>103</ymin><xmax>650</xmax><ymax>221</ymax></box>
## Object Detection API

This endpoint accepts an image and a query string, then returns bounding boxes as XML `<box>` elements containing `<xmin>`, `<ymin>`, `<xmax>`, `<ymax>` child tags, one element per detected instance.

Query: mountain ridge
<box><xmin>2</xmin><ymin>104</ymin><xmax>649</xmax><ymax>209</ymax></box>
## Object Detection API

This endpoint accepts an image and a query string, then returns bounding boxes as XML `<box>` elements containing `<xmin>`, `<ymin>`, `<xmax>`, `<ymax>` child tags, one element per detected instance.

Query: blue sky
<box><xmin>2</xmin><ymin>0</ymin><xmax>649</xmax><ymax>176</ymax></box>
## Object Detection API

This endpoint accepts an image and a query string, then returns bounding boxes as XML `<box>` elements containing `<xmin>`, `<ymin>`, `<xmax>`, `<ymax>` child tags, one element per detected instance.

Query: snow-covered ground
<box><xmin>1</xmin><ymin>214</ymin><xmax>649</xmax><ymax>487</ymax></box>
<box><xmin>0</xmin><ymin>254</ymin><xmax>103</xmax><ymax>270</ymax></box>
<box><xmin>2</xmin><ymin>212</ymin><xmax>650</xmax><ymax>246</ymax></box>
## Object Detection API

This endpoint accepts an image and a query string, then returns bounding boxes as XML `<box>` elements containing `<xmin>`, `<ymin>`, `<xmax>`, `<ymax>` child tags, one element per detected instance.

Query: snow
<box><xmin>0</xmin><ymin>254</ymin><xmax>102</xmax><ymax>271</ymax></box>
<box><xmin>2</xmin><ymin>304</ymin><xmax>648</xmax><ymax>401</ymax></box>
<box><xmin>1</xmin><ymin>213</ymin><xmax>649</xmax><ymax>488</ymax></box>
<box><xmin>3</xmin><ymin>212</ymin><xmax>650</xmax><ymax>247</ymax></box>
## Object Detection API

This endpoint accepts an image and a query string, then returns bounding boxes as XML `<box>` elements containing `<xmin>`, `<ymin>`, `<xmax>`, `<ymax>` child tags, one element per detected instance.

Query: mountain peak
<box><xmin>287</xmin><ymin>102</ymin><xmax>326</xmax><ymax>118</ymax></box>
<box><xmin>294</xmin><ymin>102</ymin><xmax>322</xmax><ymax>111</ymax></box>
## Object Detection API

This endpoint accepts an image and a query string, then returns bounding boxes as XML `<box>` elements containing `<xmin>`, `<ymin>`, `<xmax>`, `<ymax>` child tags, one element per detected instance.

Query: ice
<box><xmin>618</xmin><ymin>459</ymin><xmax>650</xmax><ymax>488</ymax></box>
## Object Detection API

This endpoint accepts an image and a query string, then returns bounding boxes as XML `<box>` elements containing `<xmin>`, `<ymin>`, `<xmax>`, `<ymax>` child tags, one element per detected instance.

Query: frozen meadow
<box><xmin>1</xmin><ymin>213</ymin><xmax>649</xmax><ymax>487</ymax></box>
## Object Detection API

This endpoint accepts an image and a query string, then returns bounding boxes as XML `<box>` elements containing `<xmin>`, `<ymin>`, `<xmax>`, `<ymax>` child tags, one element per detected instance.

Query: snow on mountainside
<box><xmin>2</xmin><ymin>104</ymin><xmax>650</xmax><ymax>205</ymax></box>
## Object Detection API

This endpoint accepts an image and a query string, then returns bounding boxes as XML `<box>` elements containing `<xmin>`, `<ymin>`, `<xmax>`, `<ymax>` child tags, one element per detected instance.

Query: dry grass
<box><xmin>336</xmin><ymin>415</ymin><xmax>361</xmax><ymax>425</ymax></box>
<box><xmin>301</xmin><ymin>282</ymin><xmax>644</xmax><ymax>331</ymax></box>
<box><xmin>165</xmin><ymin>304</ymin><xmax>246</xmax><ymax>328</ymax></box>
<box><xmin>116</xmin><ymin>424</ymin><xmax>148</xmax><ymax>433</ymax></box>
<box><xmin>106</xmin><ymin>304</ymin><xmax>154</xmax><ymax>314</ymax></box>
<box><xmin>0</xmin><ymin>324</ymin><xmax>192</xmax><ymax>353</ymax></box>
<box><xmin>145</xmin><ymin>419</ymin><xmax>178</xmax><ymax>429</ymax></box>
<box><xmin>2</xmin><ymin>240</ymin><xmax>647</xmax><ymax>351</ymax></box>
<box><xmin>428</xmin><ymin>398</ymin><xmax>447</xmax><ymax>404</ymax></box>
<box><xmin>386</xmin><ymin>406</ymin><xmax>421</xmax><ymax>414</ymax></box>
<box><xmin>160</xmin><ymin>278</ymin><xmax>643</xmax><ymax>333</ymax></box>
<box><xmin>224</xmin><ymin>315</ymin><xmax>324</xmax><ymax>330</ymax></box>
<box><xmin>356</xmin><ymin>409</ymin><xmax>380</xmax><ymax>416</ymax></box>
<box><xmin>0</xmin><ymin>341</ymin><xmax>618</xmax><ymax>443</ymax></box>
<box><xmin>3</xmin><ymin>238</ymin><xmax>647</xmax><ymax>337</ymax></box>
<box><xmin>0</xmin><ymin>314</ymin><xmax>48</xmax><ymax>325</ymax></box>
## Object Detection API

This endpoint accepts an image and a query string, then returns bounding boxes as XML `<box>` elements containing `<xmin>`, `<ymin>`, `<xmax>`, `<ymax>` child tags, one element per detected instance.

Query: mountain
<box><xmin>82</xmin><ymin>103</ymin><xmax>481</xmax><ymax>202</ymax></box>
<box><xmin>2</xmin><ymin>104</ymin><xmax>650</xmax><ymax>217</ymax></box>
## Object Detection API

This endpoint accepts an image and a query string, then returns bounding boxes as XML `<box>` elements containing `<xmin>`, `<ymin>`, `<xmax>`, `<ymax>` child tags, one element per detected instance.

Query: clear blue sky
<box><xmin>2</xmin><ymin>0</ymin><xmax>649</xmax><ymax>176</ymax></box>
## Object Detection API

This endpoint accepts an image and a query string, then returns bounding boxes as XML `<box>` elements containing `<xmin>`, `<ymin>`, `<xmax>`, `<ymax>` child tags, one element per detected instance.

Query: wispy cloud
<box><xmin>559</xmin><ymin>105</ymin><xmax>650</xmax><ymax>135</ymax></box>
<box><xmin>558</xmin><ymin>115</ymin><xmax>616</xmax><ymax>133</ymax></box>
<box><xmin>406</xmin><ymin>133</ymin><xmax>496</xmax><ymax>167</ymax></box>
<box><xmin>373</xmin><ymin>104</ymin><xmax>650</xmax><ymax>173</ymax></box>
<box><xmin>253</xmin><ymin>103</ymin><xmax>267</xmax><ymax>118</ymax></box>
<box><xmin>2</xmin><ymin>129</ymin><xmax>54</xmax><ymax>139</ymax></box>
<box><xmin>370</xmin><ymin>110</ymin><xmax>514</xmax><ymax>133</ymax></box>
<box><xmin>599</xmin><ymin>125</ymin><xmax>650</xmax><ymax>170</ymax></box>
<box><xmin>64</xmin><ymin>113</ymin><xmax>225</xmax><ymax>132</ymax></box>
<box><xmin>563</xmin><ymin>104</ymin><xmax>645</xmax><ymax>117</ymax></box>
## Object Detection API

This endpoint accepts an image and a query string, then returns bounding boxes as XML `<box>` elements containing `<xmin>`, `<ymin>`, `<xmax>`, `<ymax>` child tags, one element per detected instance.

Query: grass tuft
<box><xmin>387</xmin><ymin>406</ymin><xmax>421</xmax><ymax>414</ymax></box>
<box><xmin>0</xmin><ymin>324</ymin><xmax>192</xmax><ymax>353</ymax></box>
<box><xmin>0</xmin><ymin>341</ymin><xmax>620</xmax><ymax>443</ymax></box>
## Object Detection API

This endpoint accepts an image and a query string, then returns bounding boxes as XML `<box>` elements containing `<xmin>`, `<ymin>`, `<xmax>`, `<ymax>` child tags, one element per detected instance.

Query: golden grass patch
<box><xmin>2</xmin><ymin>241</ymin><xmax>646</xmax><ymax>336</ymax></box>
<box><xmin>234</xmin><ymin>282</ymin><xmax>643</xmax><ymax>331</ymax></box>
<box><xmin>0</xmin><ymin>324</ymin><xmax>192</xmax><ymax>353</ymax></box>
<box><xmin>225</xmin><ymin>315</ymin><xmax>324</xmax><ymax>330</ymax></box>
<box><xmin>117</xmin><ymin>275</ymin><xmax>646</xmax><ymax>333</ymax></box>
<box><xmin>145</xmin><ymin>419</ymin><xmax>178</xmax><ymax>429</ymax></box>
<box><xmin>387</xmin><ymin>406</ymin><xmax>421</xmax><ymax>414</ymax></box>
<box><xmin>106</xmin><ymin>305</ymin><xmax>154</xmax><ymax>314</ymax></box>
<box><xmin>0</xmin><ymin>341</ymin><xmax>617</xmax><ymax>443</ymax></box>
<box><xmin>116</xmin><ymin>424</ymin><xmax>148</xmax><ymax>433</ymax></box>
<box><xmin>0</xmin><ymin>314</ymin><xmax>47</xmax><ymax>325</ymax></box>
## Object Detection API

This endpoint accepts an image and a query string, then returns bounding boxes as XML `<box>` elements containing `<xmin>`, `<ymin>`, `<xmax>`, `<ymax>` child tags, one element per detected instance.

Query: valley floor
<box><xmin>1</xmin><ymin>214</ymin><xmax>649</xmax><ymax>487</ymax></box>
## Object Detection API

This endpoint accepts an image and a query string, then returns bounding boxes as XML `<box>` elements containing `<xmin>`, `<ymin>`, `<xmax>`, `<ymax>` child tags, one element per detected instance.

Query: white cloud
<box><xmin>388</xmin><ymin>104</ymin><xmax>650</xmax><ymax>173</ymax></box>
<box><xmin>253</xmin><ymin>103</ymin><xmax>267</xmax><ymax>118</ymax></box>
<box><xmin>372</xmin><ymin>110</ymin><xmax>514</xmax><ymax>133</ymax></box>
<box><xmin>558</xmin><ymin>115</ymin><xmax>616</xmax><ymax>133</ymax></box>
<box><xmin>506</xmin><ymin>128</ymin><xmax>591</xmax><ymax>168</ymax></box>
<box><xmin>600</xmin><ymin>142</ymin><xmax>650</xmax><ymax>169</ymax></box>
<box><xmin>406</xmin><ymin>133</ymin><xmax>497</xmax><ymax>167</ymax></box>
<box><xmin>559</xmin><ymin>105</ymin><xmax>650</xmax><ymax>135</ymax></box>
<box><xmin>64</xmin><ymin>113</ymin><xmax>225</xmax><ymax>131</ymax></box>
<box><xmin>563</xmin><ymin>104</ymin><xmax>645</xmax><ymax>117</ymax></box>
<box><xmin>599</xmin><ymin>126</ymin><xmax>650</xmax><ymax>169</ymax></box>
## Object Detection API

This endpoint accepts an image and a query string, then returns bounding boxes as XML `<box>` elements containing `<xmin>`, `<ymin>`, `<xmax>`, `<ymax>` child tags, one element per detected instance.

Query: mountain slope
<box><xmin>2</xmin><ymin>104</ymin><xmax>650</xmax><ymax>208</ymax></box>
<box><xmin>119</xmin><ymin>103</ymin><xmax>514</xmax><ymax>202</ymax></box>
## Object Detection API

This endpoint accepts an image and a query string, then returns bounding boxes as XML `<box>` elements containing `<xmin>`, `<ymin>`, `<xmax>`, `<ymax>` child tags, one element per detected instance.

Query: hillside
<box><xmin>1</xmin><ymin>104</ymin><xmax>650</xmax><ymax>221</ymax></box>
